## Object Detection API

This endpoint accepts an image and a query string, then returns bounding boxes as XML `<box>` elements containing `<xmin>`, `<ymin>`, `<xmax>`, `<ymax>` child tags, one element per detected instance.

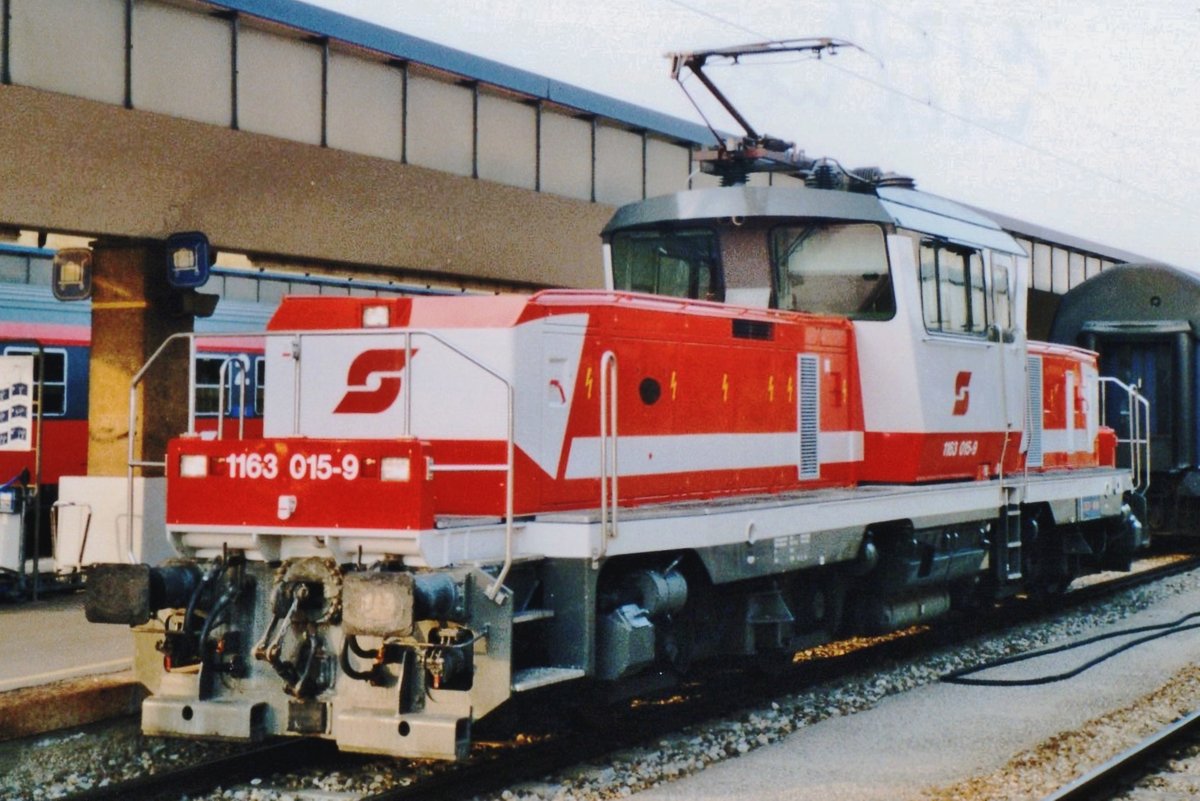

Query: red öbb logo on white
<box><xmin>334</xmin><ymin>348</ymin><xmax>417</xmax><ymax>414</ymax></box>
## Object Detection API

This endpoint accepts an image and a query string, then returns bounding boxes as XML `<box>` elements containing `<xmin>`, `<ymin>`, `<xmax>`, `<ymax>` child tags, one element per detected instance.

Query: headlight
<box><xmin>362</xmin><ymin>304</ymin><xmax>390</xmax><ymax>328</ymax></box>
<box><xmin>380</xmin><ymin>456</ymin><xmax>411</xmax><ymax>481</ymax></box>
<box><xmin>179</xmin><ymin>454</ymin><xmax>209</xmax><ymax>477</ymax></box>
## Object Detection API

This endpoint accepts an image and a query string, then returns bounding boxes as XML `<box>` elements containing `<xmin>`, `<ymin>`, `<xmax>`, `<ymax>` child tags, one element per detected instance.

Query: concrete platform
<box><xmin>631</xmin><ymin>580</ymin><xmax>1200</xmax><ymax>801</ymax></box>
<box><xmin>0</xmin><ymin>593</ymin><xmax>142</xmax><ymax>741</ymax></box>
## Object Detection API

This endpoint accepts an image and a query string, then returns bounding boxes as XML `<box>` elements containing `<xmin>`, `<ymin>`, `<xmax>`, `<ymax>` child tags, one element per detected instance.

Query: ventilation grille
<box><xmin>732</xmin><ymin>319</ymin><xmax>774</xmax><ymax>340</ymax></box>
<box><xmin>799</xmin><ymin>354</ymin><xmax>820</xmax><ymax>479</ymax></box>
<box><xmin>1025</xmin><ymin>355</ymin><xmax>1044</xmax><ymax>468</ymax></box>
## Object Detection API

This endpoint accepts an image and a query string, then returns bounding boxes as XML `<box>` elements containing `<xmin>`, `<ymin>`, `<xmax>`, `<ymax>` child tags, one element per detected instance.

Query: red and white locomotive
<box><xmin>86</xmin><ymin>171</ymin><xmax>1147</xmax><ymax>759</ymax></box>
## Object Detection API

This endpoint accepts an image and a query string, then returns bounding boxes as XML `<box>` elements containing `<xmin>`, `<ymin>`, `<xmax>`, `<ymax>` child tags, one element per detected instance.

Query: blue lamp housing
<box><xmin>165</xmin><ymin>231</ymin><xmax>212</xmax><ymax>288</ymax></box>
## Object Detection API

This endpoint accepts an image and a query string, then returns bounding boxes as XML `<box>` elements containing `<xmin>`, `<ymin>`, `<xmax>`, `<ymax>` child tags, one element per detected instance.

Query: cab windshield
<box><xmin>609</xmin><ymin>228</ymin><xmax>721</xmax><ymax>301</ymax></box>
<box><xmin>771</xmin><ymin>223</ymin><xmax>894</xmax><ymax>319</ymax></box>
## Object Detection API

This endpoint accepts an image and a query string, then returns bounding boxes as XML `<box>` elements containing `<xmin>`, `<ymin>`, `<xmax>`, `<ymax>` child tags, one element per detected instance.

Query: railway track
<box><xmin>56</xmin><ymin>738</ymin><xmax>343</xmax><ymax>801</ymax></box>
<box><xmin>356</xmin><ymin>554</ymin><xmax>1200</xmax><ymax>801</ymax></box>
<box><xmin>50</xmin><ymin>553</ymin><xmax>1200</xmax><ymax>801</ymax></box>
<box><xmin>1040</xmin><ymin>709</ymin><xmax>1200</xmax><ymax>801</ymax></box>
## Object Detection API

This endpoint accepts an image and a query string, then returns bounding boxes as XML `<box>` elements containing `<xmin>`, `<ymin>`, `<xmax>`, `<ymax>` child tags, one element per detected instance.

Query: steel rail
<box><xmin>58</xmin><ymin>738</ymin><xmax>337</xmax><ymax>801</ymax></box>
<box><xmin>1039</xmin><ymin>708</ymin><xmax>1200</xmax><ymax>801</ymax></box>
<box><xmin>360</xmin><ymin>554</ymin><xmax>1200</xmax><ymax>801</ymax></box>
<box><xmin>48</xmin><ymin>554</ymin><xmax>1200</xmax><ymax>801</ymax></box>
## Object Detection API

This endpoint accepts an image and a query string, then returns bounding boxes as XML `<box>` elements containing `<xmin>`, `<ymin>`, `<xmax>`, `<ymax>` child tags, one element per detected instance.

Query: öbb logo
<box><xmin>951</xmin><ymin>371</ymin><xmax>971</xmax><ymax>416</ymax></box>
<box><xmin>333</xmin><ymin>348</ymin><xmax>417</xmax><ymax>414</ymax></box>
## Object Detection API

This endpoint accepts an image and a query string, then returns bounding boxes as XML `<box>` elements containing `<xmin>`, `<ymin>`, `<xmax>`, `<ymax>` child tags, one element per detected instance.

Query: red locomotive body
<box><xmin>89</xmin><ymin>182</ymin><xmax>1147</xmax><ymax>762</ymax></box>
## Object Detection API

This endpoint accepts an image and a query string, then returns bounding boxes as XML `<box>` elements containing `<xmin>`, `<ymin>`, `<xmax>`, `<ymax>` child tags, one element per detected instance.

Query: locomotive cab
<box><xmin>603</xmin><ymin>184</ymin><xmax>1030</xmax><ymax>483</ymax></box>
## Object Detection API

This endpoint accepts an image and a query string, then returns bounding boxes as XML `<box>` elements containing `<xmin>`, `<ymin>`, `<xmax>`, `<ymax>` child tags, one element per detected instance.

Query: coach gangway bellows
<box><xmin>84</xmin><ymin>43</ymin><xmax>1150</xmax><ymax>760</ymax></box>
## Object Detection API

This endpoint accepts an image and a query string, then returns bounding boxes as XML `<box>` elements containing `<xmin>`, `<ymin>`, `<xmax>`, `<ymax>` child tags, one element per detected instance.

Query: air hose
<box><xmin>942</xmin><ymin>610</ymin><xmax>1200</xmax><ymax>687</ymax></box>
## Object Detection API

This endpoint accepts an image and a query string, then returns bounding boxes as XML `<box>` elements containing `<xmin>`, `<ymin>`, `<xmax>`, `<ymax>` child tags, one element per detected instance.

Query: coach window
<box><xmin>194</xmin><ymin>357</ymin><xmax>224</xmax><ymax>416</ymax></box>
<box><xmin>609</xmin><ymin>228</ymin><xmax>722</xmax><ymax>300</ymax></box>
<box><xmin>195</xmin><ymin>355</ymin><xmax>253</xmax><ymax>417</ymax></box>
<box><xmin>919</xmin><ymin>242</ymin><xmax>987</xmax><ymax>336</ymax></box>
<box><xmin>4</xmin><ymin>347</ymin><xmax>67</xmax><ymax>416</ymax></box>
<box><xmin>771</xmin><ymin>224</ymin><xmax>893</xmax><ymax>319</ymax></box>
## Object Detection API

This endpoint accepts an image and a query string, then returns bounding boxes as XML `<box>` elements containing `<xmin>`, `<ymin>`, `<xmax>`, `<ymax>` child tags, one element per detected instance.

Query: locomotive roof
<box><xmin>1050</xmin><ymin>262</ymin><xmax>1200</xmax><ymax>344</ymax></box>
<box><xmin>604</xmin><ymin>185</ymin><xmax>1025</xmax><ymax>256</ymax></box>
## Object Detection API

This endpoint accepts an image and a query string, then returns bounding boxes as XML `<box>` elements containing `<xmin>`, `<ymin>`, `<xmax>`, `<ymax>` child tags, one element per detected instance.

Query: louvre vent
<box><xmin>1025</xmin><ymin>355</ymin><xmax>1044</xmax><ymax>468</ymax></box>
<box><xmin>732</xmin><ymin>319</ymin><xmax>774</xmax><ymax>340</ymax></box>
<box><xmin>798</xmin><ymin>354</ymin><xmax>820</xmax><ymax>479</ymax></box>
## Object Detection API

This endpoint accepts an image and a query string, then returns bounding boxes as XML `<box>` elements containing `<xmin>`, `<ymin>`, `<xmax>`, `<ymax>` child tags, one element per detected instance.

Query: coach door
<box><xmin>1086</xmin><ymin>327</ymin><xmax>1193</xmax><ymax>473</ymax></box>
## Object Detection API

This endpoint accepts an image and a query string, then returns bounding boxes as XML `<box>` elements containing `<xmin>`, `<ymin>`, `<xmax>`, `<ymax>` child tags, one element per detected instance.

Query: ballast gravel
<box><xmin>2</xmin><ymin>560</ymin><xmax>1198</xmax><ymax>801</ymax></box>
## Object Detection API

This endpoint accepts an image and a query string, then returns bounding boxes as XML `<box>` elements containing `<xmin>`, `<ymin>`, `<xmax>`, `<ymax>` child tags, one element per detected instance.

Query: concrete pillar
<box><xmin>87</xmin><ymin>241</ymin><xmax>193</xmax><ymax>477</ymax></box>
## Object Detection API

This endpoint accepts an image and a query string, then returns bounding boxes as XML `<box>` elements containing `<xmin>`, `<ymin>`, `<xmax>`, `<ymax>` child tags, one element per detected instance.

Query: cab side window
<box><xmin>990</xmin><ymin>252</ymin><xmax>1014</xmax><ymax>333</ymax></box>
<box><xmin>920</xmin><ymin>242</ymin><xmax>987</xmax><ymax>336</ymax></box>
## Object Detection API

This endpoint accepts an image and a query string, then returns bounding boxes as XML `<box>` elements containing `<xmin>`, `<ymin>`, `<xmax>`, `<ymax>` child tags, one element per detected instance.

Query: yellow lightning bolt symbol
<box><xmin>722</xmin><ymin>373</ymin><xmax>729</xmax><ymax>403</ymax></box>
<box><xmin>670</xmin><ymin>371</ymin><xmax>678</xmax><ymax>400</ymax></box>
<box><xmin>768</xmin><ymin>375</ymin><xmax>775</xmax><ymax>402</ymax></box>
<box><xmin>585</xmin><ymin>367</ymin><xmax>594</xmax><ymax>399</ymax></box>
<box><xmin>788</xmin><ymin>376</ymin><xmax>794</xmax><ymax>403</ymax></box>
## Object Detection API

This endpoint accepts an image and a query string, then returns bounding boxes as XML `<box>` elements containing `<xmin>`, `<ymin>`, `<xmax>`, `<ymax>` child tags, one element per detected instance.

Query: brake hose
<box><xmin>942</xmin><ymin>609</ymin><xmax>1200</xmax><ymax>687</ymax></box>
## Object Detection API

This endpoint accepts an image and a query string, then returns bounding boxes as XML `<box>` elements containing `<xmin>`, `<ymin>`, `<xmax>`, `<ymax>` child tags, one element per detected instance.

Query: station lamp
<box><xmin>51</xmin><ymin>248</ymin><xmax>93</xmax><ymax>301</ymax></box>
<box><xmin>165</xmin><ymin>231</ymin><xmax>212</xmax><ymax>288</ymax></box>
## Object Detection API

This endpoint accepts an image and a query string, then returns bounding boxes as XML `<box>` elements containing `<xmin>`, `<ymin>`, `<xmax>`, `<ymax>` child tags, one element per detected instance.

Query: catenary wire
<box><xmin>657</xmin><ymin>0</ymin><xmax>1195</xmax><ymax>219</ymax></box>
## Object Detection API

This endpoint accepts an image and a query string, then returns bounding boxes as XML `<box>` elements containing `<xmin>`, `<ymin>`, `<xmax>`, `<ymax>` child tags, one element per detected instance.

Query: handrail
<box><xmin>282</xmin><ymin>327</ymin><xmax>517</xmax><ymax>601</ymax></box>
<box><xmin>127</xmin><ymin>332</ymin><xmax>193</xmax><ymax>563</ymax></box>
<box><xmin>598</xmin><ymin>350</ymin><xmax>619</xmax><ymax>561</ymax></box>
<box><xmin>1098</xmin><ymin>376</ymin><xmax>1151</xmax><ymax>494</ymax></box>
<box><xmin>51</xmin><ymin>500</ymin><xmax>93</xmax><ymax>570</ymax></box>
<box><xmin>215</xmin><ymin>354</ymin><xmax>251</xmax><ymax>441</ymax></box>
<box><xmin>532</xmin><ymin>287</ymin><xmax>795</xmax><ymax>321</ymax></box>
<box><xmin>125</xmin><ymin>327</ymin><xmax>516</xmax><ymax>601</ymax></box>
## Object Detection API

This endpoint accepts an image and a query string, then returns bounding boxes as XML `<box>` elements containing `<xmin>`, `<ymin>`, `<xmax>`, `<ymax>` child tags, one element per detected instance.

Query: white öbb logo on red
<box><xmin>952</xmin><ymin>371</ymin><xmax>971</xmax><ymax>416</ymax></box>
<box><xmin>334</xmin><ymin>348</ymin><xmax>417</xmax><ymax>414</ymax></box>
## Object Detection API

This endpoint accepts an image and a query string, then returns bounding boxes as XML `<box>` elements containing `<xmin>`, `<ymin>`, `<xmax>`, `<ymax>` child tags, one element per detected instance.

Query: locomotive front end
<box><xmin>87</xmin><ymin>295</ymin><xmax>532</xmax><ymax>760</ymax></box>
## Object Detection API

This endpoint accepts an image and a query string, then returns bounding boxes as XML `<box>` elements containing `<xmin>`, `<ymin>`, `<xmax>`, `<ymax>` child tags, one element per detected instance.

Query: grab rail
<box><xmin>1099</xmin><ymin>376</ymin><xmax>1151</xmax><ymax>494</ymax></box>
<box><xmin>598</xmin><ymin>350</ymin><xmax>619</xmax><ymax>561</ymax></box>
<box><xmin>126</xmin><ymin>328</ymin><xmax>516</xmax><ymax>602</ymax></box>
<box><xmin>215</xmin><ymin>354</ymin><xmax>251</xmax><ymax>441</ymax></box>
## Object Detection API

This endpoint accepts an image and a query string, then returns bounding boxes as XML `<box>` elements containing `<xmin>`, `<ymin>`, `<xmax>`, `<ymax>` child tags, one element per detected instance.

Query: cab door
<box><xmin>915</xmin><ymin>241</ymin><xmax>1014</xmax><ymax>478</ymax></box>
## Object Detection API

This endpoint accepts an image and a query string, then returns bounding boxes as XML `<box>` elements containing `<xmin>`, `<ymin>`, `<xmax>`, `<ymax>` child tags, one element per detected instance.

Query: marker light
<box><xmin>380</xmin><ymin>457</ymin><xmax>411</xmax><ymax>481</ymax></box>
<box><xmin>362</xmin><ymin>304</ymin><xmax>390</xmax><ymax>328</ymax></box>
<box><xmin>179</xmin><ymin>454</ymin><xmax>209</xmax><ymax>478</ymax></box>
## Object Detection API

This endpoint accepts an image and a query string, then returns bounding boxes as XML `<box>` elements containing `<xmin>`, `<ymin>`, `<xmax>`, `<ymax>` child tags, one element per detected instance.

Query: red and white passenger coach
<box><xmin>87</xmin><ymin>176</ymin><xmax>1147</xmax><ymax>760</ymax></box>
